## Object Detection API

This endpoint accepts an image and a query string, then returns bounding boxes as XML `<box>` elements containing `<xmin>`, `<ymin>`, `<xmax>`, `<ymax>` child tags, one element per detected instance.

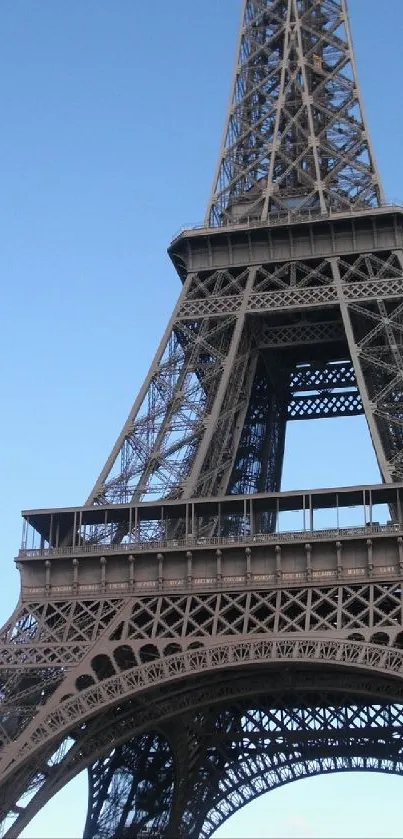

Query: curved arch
<box><xmin>2</xmin><ymin>636</ymin><xmax>403</xmax><ymax>788</ymax></box>
<box><xmin>113</xmin><ymin>644</ymin><xmax>137</xmax><ymax>672</ymax></box>
<box><xmin>89</xmin><ymin>740</ymin><xmax>403</xmax><ymax>839</ymax></box>
<box><xmin>75</xmin><ymin>674</ymin><xmax>95</xmax><ymax>692</ymax></box>
<box><xmin>0</xmin><ymin>636</ymin><xmax>403</xmax><ymax>836</ymax></box>
<box><xmin>138</xmin><ymin>643</ymin><xmax>160</xmax><ymax>664</ymax></box>
<box><xmin>202</xmin><ymin>760</ymin><xmax>403</xmax><ymax>838</ymax></box>
<box><xmin>370</xmin><ymin>632</ymin><xmax>390</xmax><ymax>646</ymax></box>
<box><xmin>198</xmin><ymin>703</ymin><xmax>403</xmax><ymax>837</ymax></box>
<box><xmin>3</xmin><ymin>665</ymin><xmax>403</xmax><ymax>837</ymax></box>
<box><xmin>91</xmin><ymin>654</ymin><xmax>115</xmax><ymax>681</ymax></box>
<box><xmin>347</xmin><ymin>632</ymin><xmax>365</xmax><ymax>642</ymax></box>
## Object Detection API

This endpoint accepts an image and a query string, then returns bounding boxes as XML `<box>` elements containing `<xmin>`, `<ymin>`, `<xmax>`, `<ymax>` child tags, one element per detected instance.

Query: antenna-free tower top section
<box><xmin>206</xmin><ymin>0</ymin><xmax>384</xmax><ymax>227</ymax></box>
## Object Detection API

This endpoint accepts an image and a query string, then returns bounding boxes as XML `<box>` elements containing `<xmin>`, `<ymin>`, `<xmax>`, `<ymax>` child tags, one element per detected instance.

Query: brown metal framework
<box><xmin>207</xmin><ymin>0</ymin><xmax>383</xmax><ymax>225</ymax></box>
<box><xmin>2</xmin><ymin>0</ymin><xmax>403</xmax><ymax>836</ymax></box>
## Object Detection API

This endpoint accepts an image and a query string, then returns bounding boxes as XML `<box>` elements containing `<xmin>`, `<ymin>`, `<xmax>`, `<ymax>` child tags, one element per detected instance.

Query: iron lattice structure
<box><xmin>207</xmin><ymin>0</ymin><xmax>383</xmax><ymax>226</ymax></box>
<box><xmin>2</xmin><ymin>0</ymin><xmax>403</xmax><ymax>836</ymax></box>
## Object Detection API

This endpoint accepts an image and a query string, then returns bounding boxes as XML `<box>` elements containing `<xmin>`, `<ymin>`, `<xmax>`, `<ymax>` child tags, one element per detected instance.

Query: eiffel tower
<box><xmin>2</xmin><ymin>0</ymin><xmax>403</xmax><ymax>836</ymax></box>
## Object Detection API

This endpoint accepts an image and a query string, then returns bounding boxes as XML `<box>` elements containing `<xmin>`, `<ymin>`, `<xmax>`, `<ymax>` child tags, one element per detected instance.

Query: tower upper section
<box><xmin>206</xmin><ymin>0</ymin><xmax>384</xmax><ymax>227</ymax></box>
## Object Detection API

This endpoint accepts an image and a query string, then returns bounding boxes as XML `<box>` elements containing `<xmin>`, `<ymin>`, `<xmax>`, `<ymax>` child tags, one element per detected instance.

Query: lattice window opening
<box><xmin>288</xmin><ymin>391</ymin><xmax>363</xmax><ymax>420</ymax></box>
<box><xmin>277</xmin><ymin>591</ymin><xmax>309</xmax><ymax>631</ymax></box>
<box><xmin>352</xmin><ymin>313</ymin><xmax>403</xmax><ymax>380</ymax></box>
<box><xmin>354</xmin><ymin>302</ymin><xmax>403</xmax><ymax>348</ymax></box>
<box><xmin>76</xmin><ymin>674</ymin><xmax>96</xmax><ymax>692</ymax></box>
<box><xmin>338</xmin><ymin>252</ymin><xmax>403</xmax><ymax>283</ymax></box>
<box><xmin>2</xmin><ymin>602</ymin><xmax>89</xmax><ymax>644</ymax></box>
<box><xmin>186</xmin><ymin>268</ymin><xmax>251</xmax><ymax>302</ymax></box>
<box><xmin>61</xmin><ymin>603</ymin><xmax>92</xmax><ymax>639</ymax></box>
<box><xmin>5</xmin><ymin>611</ymin><xmax>39</xmax><ymax>643</ymax></box>
<box><xmin>253</xmin><ymin>259</ymin><xmax>335</xmax><ymax>293</ymax></box>
<box><xmin>0</xmin><ymin>666</ymin><xmax>64</xmax><ymax>707</ymax></box>
<box><xmin>0</xmin><ymin>703</ymin><xmax>45</xmax><ymax>750</ymax></box>
<box><xmin>56</xmin><ymin>601</ymin><xmax>117</xmax><ymax>643</ymax></box>
<box><xmin>371</xmin><ymin>590</ymin><xmax>402</xmax><ymax>625</ymax></box>
<box><xmin>106</xmin><ymin>585</ymin><xmax>403</xmax><ymax>642</ymax></box>
<box><xmin>42</xmin><ymin>603</ymin><xmax>76</xmax><ymax>639</ymax></box>
<box><xmin>339</xmin><ymin>585</ymin><xmax>402</xmax><ymax>628</ymax></box>
<box><xmin>291</xmin><ymin>361</ymin><xmax>354</xmax><ymax>386</ymax></box>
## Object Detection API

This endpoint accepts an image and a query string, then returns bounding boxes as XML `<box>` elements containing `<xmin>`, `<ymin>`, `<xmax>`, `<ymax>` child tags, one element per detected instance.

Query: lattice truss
<box><xmin>84</xmin><ymin>694</ymin><xmax>403</xmax><ymax>839</ymax></box>
<box><xmin>341</xmin><ymin>254</ymin><xmax>403</xmax><ymax>481</ymax></box>
<box><xmin>2</xmin><ymin>579</ymin><xmax>403</xmax><ymax>823</ymax></box>
<box><xmin>288</xmin><ymin>359</ymin><xmax>361</xmax><ymax>418</ymax></box>
<box><xmin>206</xmin><ymin>0</ymin><xmax>383</xmax><ymax>226</ymax></box>
<box><xmin>88</xmin><ymin>248</ymin><xmax>403</xmax><ymax>507</ymax></box>
<box><xmin>88</xmin><ymin>266</ymin><xmax>258</xmax><ymax>505</ymax></box>
<box><xmin>3</xmin><ymin>596</ymin><xmax>403</xmax><ymax>839</ymax></box>
<box><xmin>2</xmin><ymin>3</ymin><xmax>403</xmax><ymax>836</ymax></box>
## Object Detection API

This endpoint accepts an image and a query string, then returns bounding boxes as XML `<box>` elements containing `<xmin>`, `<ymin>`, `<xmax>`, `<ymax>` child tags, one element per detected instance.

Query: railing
<box><xmin>19</xmin><ymin>521</ymin><xmax>403</xmax><ymax>560</ymax></box>
<box><xmin>171</xmin><ymin>201</ymin><xmax>403</xmax><ymax>241</ymax></box>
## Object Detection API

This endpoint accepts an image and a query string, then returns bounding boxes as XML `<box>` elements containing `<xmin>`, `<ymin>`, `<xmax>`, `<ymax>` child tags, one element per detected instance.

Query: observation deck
<box><xmin>17</xmin><ymin>482</ymin><xmax>403</xmax><ymax>601</ymax></box>
<box><xmin>168</xmin><ymin>203</ymin><xmax>403</xmax><ymax>281</ymax></box>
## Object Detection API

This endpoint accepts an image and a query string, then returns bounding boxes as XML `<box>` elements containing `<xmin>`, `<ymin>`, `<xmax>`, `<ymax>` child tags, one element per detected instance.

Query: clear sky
<box><xmin>2</xmin><ymin>1</ymin><xmax>403</xmax><ymax>836</ymax></box>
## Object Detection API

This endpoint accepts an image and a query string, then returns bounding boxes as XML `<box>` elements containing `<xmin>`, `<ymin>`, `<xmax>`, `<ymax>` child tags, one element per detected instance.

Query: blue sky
<box><xmin>1</xmin><ymin>0</ymin><xmax>403</xmax><ymax>835</ymax></box>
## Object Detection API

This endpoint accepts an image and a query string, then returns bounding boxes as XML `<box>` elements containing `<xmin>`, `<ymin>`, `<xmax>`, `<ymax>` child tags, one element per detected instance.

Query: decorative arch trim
<box><xmin>2</xmin><ymin>635</ymin><xmax>403</xmax><ymax>785</ymax></box>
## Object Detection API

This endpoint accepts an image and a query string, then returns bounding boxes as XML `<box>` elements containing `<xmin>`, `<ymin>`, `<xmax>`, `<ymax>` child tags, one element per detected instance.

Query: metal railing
<box><xmin>19</xmin><ymin>521</ymin><xmax>403</xmax><ymax>560</ymax></box>
<box><xmin>171</xmin><ymin>201</ymin><xmax>403</xmax><ymax>241</ymax></box>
